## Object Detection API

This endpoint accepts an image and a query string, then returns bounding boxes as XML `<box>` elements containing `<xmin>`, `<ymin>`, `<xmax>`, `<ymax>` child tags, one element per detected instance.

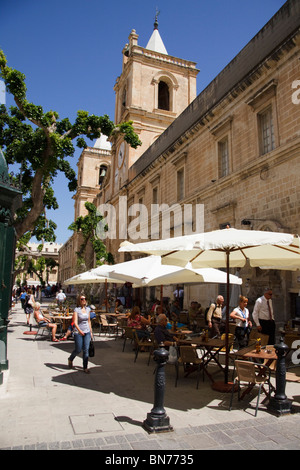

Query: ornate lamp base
<box><xmin>143</xmin><ymin>413</ymin><xmax>173</xmax><ymax>434</ymax></box>
<box><xmin>267</xmin><ymin>397</ymin><xmax>293</xmax><ymax>416</ymax></box>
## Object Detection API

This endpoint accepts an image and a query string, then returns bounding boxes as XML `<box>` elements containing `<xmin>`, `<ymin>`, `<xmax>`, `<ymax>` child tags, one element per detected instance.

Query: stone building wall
<box><xmin>60</xmin><ymin>1</ymin><xmax>300</xmax><ymax>324</ymax></box>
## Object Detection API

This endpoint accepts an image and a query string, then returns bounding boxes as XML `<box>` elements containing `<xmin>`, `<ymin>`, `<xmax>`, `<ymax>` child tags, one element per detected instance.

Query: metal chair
<box><xmin>229</xmin><ymin>359</ymin><xmax>271</xmax><ymax>417</ymax></box>
<box><xmin>122</xmin><ymin>326</ymin><xmax>135</xmax><ymax>351</ymax></box>
<box><xmin>99</xmin><ymin>314</ymin><xmax>118</xmax><ymax>337</ymax></box>
<box><xmin>52</xmin><ymin>316</ymin><xmax>63</xmax><ymax>336</ymax></box>
<box><xmin>133</xmin><ymin>330</ymin><xmax>153</xmax><ymax>362</ymax></box>
<box><xmin>32</xmin><ymin>317</ymin><xmax>51</xmax><ymax>341</ymax></box>
<box><xmin>175</xmin><ymin>345</ymin><xmax>204</xmax><ymax>388</ymax></box>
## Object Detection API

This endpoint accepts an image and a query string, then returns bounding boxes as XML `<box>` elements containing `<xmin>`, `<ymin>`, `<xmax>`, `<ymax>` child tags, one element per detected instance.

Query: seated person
<box><xmin>152</xmin><ymin>304</ymin><xmax>164</xmax><ymax>321</ymax></box>
<box><xmin>170</xmin><ymin>300</ymin><xmax>181</xmax><ymax>322</ymax></box>
<box><xmin>154</xmin><ymin>314</ymin><xmax>179</xmax><ymax>347</ymax></box>
<box><xmin>153</xmin><ymin>303</ymin><xmax>166</xmax><ymax>317</ymax></box>
<box><xmin>115</xmin><ymin>298</ymin><xmax>124</xmax><ymax>313</ymax></box>
<box><xmin>127</xmin><ymin>306</ymin><xmax>150</xmax><ymax>340</ymax></box>
<box><xmin>151</xmin><ymin>299</ymin><xmax>160</xmax><ymax>314</ymax></box>
<box><xmin>60</xmin><ymin>322</ymin><xmax>74</xmax><ymax>341</ymax></box>
<box><xmin>188</xmin><ymin>301</ymin><xmax>205</xmax><ymax>331</ymax></box>
<box><xmin>89</xmin><ymin>305</ymin><xmax>96</xmax><ymax>320</ymax></box>
<box><xmin>33</xmin><ymin>302</ymin><xmax>58</xmax><ymax>342</ymax></box>
<box><xmin>188</xmin><ymin>301</ymin><xmax>199</xmax><ymax>328</ymax></box>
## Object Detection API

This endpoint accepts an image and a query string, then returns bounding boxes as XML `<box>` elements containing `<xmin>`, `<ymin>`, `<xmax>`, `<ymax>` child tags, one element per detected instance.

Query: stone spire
<box><xmin>145</xmin><ymin>11</ymin><xmax>168</xmax><ymax>55</ymax></box>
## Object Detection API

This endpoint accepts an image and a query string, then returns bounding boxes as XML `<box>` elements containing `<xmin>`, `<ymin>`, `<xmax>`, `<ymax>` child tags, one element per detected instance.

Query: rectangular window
<box><xmin>152</xmin><ymin>187</ymin><xmax>158</xmax><ymax>205</ymax></box>
<box><xmin>177</xmin><ymin>169</ymin><xmax>184</xmax><ymax>200</ymax></box>
<box><xmin>218</xmin><ymin>137</ymin><xmax>229</xmax><ymax>178</ymax></box>
<box><xmin>259</xmin><ymin>107</ymin><xmax>275</xmax><ymax>155</ymax></box>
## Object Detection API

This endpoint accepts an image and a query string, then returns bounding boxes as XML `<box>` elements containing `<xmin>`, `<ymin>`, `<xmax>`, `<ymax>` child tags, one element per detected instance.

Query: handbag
<box><xmin>89</xmin><ymin>339</ymin><xmax>95</xmax><ymax>357</ymax></box>
<box><xmin>167</xmin><ymin>345</ymin><xmax>178</xmax><ymax>364</ymax></box>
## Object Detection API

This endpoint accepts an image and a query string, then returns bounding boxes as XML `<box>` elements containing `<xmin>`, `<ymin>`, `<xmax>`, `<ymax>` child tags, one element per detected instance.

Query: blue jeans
<box><xmin>69</xmin><ymin>332</ymin><xmax>91</xmax><ymax>369</ymax></box>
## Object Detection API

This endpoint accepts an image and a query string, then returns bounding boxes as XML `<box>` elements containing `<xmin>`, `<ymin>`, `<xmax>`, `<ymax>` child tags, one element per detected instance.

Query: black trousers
<box><xmin>235</xmin><ymin>326</ymin><xmax>251</xmax><ymax>349</ymax></box>
<box><xmin>259</xmin><ymin>319</ymin><xmax>276</xmax><ymax>345</ymax></box>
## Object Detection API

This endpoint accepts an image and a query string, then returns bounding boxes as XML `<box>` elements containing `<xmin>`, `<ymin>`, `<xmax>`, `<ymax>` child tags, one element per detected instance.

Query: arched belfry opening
<box><xmin>158</xmin><ymin>80</ymin><xmax>170</xmax><ymax>111</ymax></box>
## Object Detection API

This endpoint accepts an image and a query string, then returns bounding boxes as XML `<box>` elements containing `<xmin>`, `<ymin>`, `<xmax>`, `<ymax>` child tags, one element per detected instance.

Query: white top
<box><xmin>232</xmin><ymin>307</ymin><xmax>250</xmax><ymax>328</ymax></box>
<box><xmin>56</xmin><ymin>292</ymin><xmax>66</xmax><ymax>301</ymax></box>
<box><xmin>74</xmin><ymin>307</ymin><xmax>91</xmax><ymax>335</ymax></box>
<box><xmin>252</xmin><ymin>295</ymin><xmax>274</xmax><ymax>326</ymax></box>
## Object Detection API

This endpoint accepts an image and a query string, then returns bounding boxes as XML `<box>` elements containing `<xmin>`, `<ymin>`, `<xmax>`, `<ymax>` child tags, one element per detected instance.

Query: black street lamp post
<box><xmin>0</xmin><ymin>149</ymin><xmax>22</xmax><ymax>384</ymax></box>
<box><xmin>268</xmin><ymin>337</ymin><xmax>293</xmax><ymax>415</ymax></box>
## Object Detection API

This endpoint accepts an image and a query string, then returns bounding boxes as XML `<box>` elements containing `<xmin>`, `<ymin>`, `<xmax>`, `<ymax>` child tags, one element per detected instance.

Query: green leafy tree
<box><xmin>69</xmin><ymin>201</ymin><xmax>114</xmax><ymax>267</ymax></box>
<box><xmin>0</xmin><ymin>50</ymin><xmax>141</xmax><ymax>242</ymax></box>
<box><xmin>29</xmin><ymin>256</ymin><xmax>58</xmax><ymax>286</ymax></box>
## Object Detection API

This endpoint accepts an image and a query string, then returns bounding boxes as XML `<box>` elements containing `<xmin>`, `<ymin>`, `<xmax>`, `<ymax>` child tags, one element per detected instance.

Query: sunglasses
<box><xmin>80</xmin><ymin>297</ymin><xmax>86</xmax><ymax>301</ymax></box>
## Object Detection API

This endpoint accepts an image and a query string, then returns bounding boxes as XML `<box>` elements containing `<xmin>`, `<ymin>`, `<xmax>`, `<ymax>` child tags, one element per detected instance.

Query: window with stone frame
<box><xmin>258</xmin><ymin>106</ymin><xmax>275</xmax><ymax>155</ymax></box>
<box><xmin>246</xmin><ymin>80</ymin><xmax>278</xmax><ymax>157</ymax></box>
<box><xmin>210</xmin><ymin>116</ymin><xmax>232</xmax><ymax>181</ymax></box>
<box><xmin>158</xmin><ymin>80</ymin><xmax>170</xmax><ymax>110</ymax></box>
<box><xmin>177</xmin><ymin>168</ymin><xmax>184</xmax><ymax>201</ymax></box>
<box><xmin>98</xmin><ymin>164</ymin><xmax>107</xmax><ymax>187</ymax></box>
<box><xmin>218</xmin><ymin>136</ymin><xmax>229</xmax><ymax>178</ymax></box>
<box><xmin>152</xmin><ymin>186</ymin><xmax>158</xmax><ymax>205</ymax></box>
<box><xmin>121</xmin><ymin>87</ymin><xmax>127</xmax><ymax>114</ymax></box>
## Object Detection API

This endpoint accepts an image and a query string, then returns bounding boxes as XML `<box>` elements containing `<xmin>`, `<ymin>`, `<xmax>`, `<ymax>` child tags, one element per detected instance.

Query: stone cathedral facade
<box><xmin>59</xmin><ymin>1</ymin><xmax>300</xmax><ymax>325</ymax></box>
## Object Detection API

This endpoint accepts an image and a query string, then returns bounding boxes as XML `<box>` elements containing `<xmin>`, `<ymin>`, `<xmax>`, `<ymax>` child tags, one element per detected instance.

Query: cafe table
<box><xmin>173</xmin><ymin>328</ymin><xmax>193</xmax><ymax>339</ymax></box>
<box><xmin>178</xmin><ymin>336</ymin><xmax>227</xmax><ymax>383</ymax></box>
<box><xmin>236</xmin><ymin>345</ymin><xmax>277</xmax><ymax>400</ymax></box>
<box><xmin>49</xmin><ymin>312</ymin><xmax>73</xmax><ymax>333</ymax></box>
<box><xmin>242</xmin><ymin>345</ymin><xmax>277</xmax><ymax>364</ymax></box>
<box><xmin>96</xmin><ymin>312</ymin><xmax>127</xmax><ymax>319</ymax></box>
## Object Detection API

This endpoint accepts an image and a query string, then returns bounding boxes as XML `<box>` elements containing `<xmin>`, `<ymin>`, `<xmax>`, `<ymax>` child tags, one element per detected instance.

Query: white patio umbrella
<box><xmin>107</xmin><ymin>255</ymin><xmax>241</xmax><ymax>311</ymax></box>
<box><xmin>64</xmin><ymin>267</ymin><xmax>125</xmax><ymax>311</ymax></box>
<box><xmin>107</xmin><ymin>255</ymin><xmax>242</xmax><ymax>287</ymax></box>
<box><xmin>119</xmin><ymin>228</ymin><xmax>300</xmax><ymax>269</ymax></box>
<box><xmin>119</xmin><ymin>227</ymin><xmax>300</xmax><ymax>386</ymax></box>
<box><xmin>64</xmin><ymin>267</ymin><xmax>124</xmax><ymax>285</ymax></box>
<box><xmin>66</xmin><ymin>256</ymin><xmax>242</xmax><ymax>314</ymax></box>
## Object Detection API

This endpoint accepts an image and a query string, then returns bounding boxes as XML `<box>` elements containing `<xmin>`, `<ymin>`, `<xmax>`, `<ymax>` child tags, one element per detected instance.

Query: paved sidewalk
<box><xmin>0</xmin><ymin>302</ymin><xmax>300</xmax><ymax>451</ymax></box>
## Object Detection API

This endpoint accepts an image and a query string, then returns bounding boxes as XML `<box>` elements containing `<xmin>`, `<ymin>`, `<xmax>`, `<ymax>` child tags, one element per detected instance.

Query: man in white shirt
<box><xmin>173</xmin><ymin>285</ymin><xmax>184</xmax><ymax>309</ymax></box>
<box><xmin>252</xmin><ymin>288</ymin><xmax>275</xmax><ymax>344</ymax></box>
<box><xmin>56</xmin><ymin>289</ymin><xmax>66</xmax><ymax>308</ymax></box>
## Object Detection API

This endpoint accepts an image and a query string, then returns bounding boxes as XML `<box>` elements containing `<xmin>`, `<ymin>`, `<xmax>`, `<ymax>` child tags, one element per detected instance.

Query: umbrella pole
<box><xmin>212</xmin><ymin>249</ymin><xmax>235</xmax><ymax>393</ymax></box>
<box><xmin>225</xmin><ymin>250</ymin><xmax>230</xmax><ymax>384</ymax></box>
<box><xmin>160</xmin><ymin>285</ymin><xmax>163</xmax><ymax>311</ymax></box>
<box><xmin>105</xmin><ymin>279</ymin><xmax>108</xmax><ymax>312</ymax></box>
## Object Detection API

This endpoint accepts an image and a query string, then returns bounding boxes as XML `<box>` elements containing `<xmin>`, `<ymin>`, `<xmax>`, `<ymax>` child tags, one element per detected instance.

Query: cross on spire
<box><xmin>154</xmin><ymin>8</ymin><xmax>160</xmax><ymax>29</ymax></box>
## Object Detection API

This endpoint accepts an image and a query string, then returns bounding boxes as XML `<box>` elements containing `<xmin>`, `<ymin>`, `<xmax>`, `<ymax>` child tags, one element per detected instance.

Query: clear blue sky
<box><xmin>1</xmin><ymin>0</ymin><xmax>287</xmax><ymax>244</ymax></box>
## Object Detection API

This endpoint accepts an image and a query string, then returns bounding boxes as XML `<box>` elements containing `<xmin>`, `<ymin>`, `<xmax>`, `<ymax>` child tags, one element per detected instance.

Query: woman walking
<box><xmin>68</xmin><ymin>295</ymin><xmax>93</xmax><ymax>373</ymax></box>
<box><xmin>24</xmin><ymin>288</ymin><xmax>35</xmax><ymax>325</ymax></box>
<box><xmin>230</xmin><ymin>295</ymin><xmax>252</xmax><ymax>349</ymax></box>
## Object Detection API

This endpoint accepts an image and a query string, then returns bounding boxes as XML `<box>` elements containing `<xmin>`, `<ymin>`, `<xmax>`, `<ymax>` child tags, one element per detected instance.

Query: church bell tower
<box><xmin>112</xmin><ymin>17</ymin><xmax>199</xmax><ymax>193</ymax></box>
